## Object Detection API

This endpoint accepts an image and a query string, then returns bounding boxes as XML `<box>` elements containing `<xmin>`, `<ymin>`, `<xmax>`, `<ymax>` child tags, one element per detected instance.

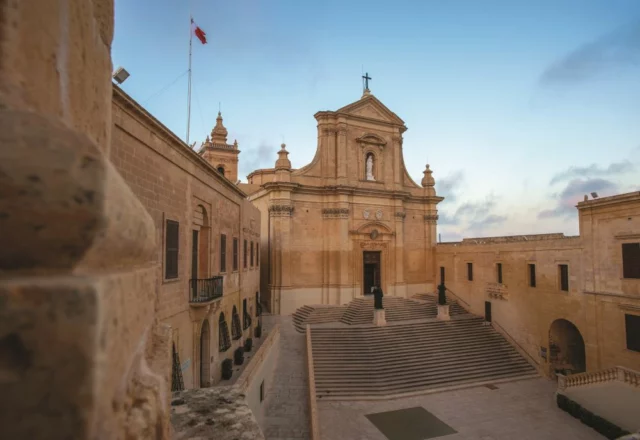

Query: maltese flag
<box><xmin>191</xmin><ymin>18</ymin><xmax>207</xmax><ymax>44</ymax></box>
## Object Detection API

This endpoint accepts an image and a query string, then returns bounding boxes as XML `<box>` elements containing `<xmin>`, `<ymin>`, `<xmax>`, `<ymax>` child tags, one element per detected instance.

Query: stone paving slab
<box><xmin>262</xmin><ymin>315</ymin><xmax>310</xmax><ymax>440</ymax></box>
<box><xmin>318</xmin><ymin>378</ymin><xmax>605</xmax><ymax>440</ymax></box>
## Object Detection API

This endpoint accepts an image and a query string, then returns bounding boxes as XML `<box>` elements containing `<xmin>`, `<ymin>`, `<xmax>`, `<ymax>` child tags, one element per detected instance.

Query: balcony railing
<box><xmin>189</xmin><ymin>276</ymin><xmax>223</xmax><ymax>303</ymax></box>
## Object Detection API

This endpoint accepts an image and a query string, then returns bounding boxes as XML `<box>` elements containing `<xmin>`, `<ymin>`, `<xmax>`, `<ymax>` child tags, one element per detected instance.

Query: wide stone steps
<box><xmin>291</xmin><ymin>295</ymin><xmax>470</xmax><ymax>332</ymax></box>
<box><xmin>310</xmin><ymin>317</ymin><xmax>537</xmax><ymax>399</ymax></box>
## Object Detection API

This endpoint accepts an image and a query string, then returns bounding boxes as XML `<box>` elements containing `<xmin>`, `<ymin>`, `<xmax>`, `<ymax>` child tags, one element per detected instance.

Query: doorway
<box><xmin>549</xmin><ymin>319</ymin><xmax>586</xmax><ymax>375</ymax></box>
<box><xmin>484</xmin><ymin>301</ymin><xmax>492</xmax><ymax>322</ymax></box>
<box><xmin>440</xmin><ymin>267</ymin><xmax>445</xmax><ymax>285</ymax></box>
<box><xmin>363</xmin><ymin>251</ymin><xmax>381</xmax><ymax>295</ymax></box>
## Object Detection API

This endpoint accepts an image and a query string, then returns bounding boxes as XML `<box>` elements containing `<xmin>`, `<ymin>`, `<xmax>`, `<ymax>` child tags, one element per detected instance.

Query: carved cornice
<box><xmin>268</xmin><ymin>204</ymin><xmax>294</xmax><ymax>217</ymax></box>
<box><xmin>242</xmin><ymin>227</ymin><xmax>260</xmax><ymax>238</ymax></box>
<box><xmin>322</xmin><ymin>208</ymin><xmax>349</xmax><ymax>219</ymax></box>
<box><xmin>322</xmin><ymin>128</ymin><xmax>338</xmax><ymax>135</ymax></box>
<box><xmin>424</xmin><ymin>214</ymin><xmax>439</xmax><ymax>224</ymax></box>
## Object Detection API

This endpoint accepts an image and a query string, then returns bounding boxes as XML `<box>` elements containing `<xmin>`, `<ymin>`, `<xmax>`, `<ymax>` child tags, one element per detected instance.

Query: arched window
<box><xmin>256</xmin><ymin>291</ymin><xmax>261</xmax><ymax>317</ymax></box>
<box><xmin>365</xmin><ymin>152</ymin><xmax>375</xmax><ymax>181</ymax></box>
<box><xmin>243</xmin><ymin>298</ymin><xmax>251</xmax><ymax>329</ymax></box>
<box><xmin>231</xmin><ymin>306</ymin><xmax>242</xmax><ymax>340</ymax></box>
<box><xmin>219</xmin><ymin>312</ymin><xmax>231</xmax><ymax>352</ymax></box>
<box><xmin>217</xmin><ymin>166</ymin><xmax>225</xmax><ymax>176</ymax></box>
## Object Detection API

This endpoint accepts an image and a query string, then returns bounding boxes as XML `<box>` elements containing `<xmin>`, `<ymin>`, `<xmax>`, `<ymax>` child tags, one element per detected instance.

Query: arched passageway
<box><xmin>200</xmin><ymin>319</ymin><xmax>211</xmax><ymax>387</ymax></box>
<box><xmin>549</xmin><ymin>319</ymin><xmax>586</xmax><ymax>375</ymax></box>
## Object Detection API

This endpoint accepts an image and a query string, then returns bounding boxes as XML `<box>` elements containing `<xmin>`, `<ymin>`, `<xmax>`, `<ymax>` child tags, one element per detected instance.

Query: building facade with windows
<box><xmin>111</xmin><ymin>86</ymin><xmax>261</xmax><ymax>389</ymax></box>
<box><xmin>436</xmin><ymin>191</ymin><xmax>640</xmax><ymax>376</ymax></box>
<box><xmin>242</xmin><ymin>90</ymin><xmax>443</xmax><ymax>315</ymax></box>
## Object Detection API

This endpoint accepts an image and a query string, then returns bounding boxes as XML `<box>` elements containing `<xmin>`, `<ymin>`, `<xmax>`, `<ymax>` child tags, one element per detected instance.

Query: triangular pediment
<box><xmin>336</xmin><ymin>94</ymin><xmax>405</xmax><ymax>125</ymax></box>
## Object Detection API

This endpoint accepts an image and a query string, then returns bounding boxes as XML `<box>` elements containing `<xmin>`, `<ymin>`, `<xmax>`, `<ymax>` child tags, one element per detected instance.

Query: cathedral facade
<box><xmin>242</xmin><ymin>90</ymin><xmax>442</xmax><ymax>315</ymax></box>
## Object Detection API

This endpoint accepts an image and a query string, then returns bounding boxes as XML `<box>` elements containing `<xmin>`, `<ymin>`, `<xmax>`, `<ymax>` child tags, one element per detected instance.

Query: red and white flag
<box><xmin>191</xmin><ymin>18</ymin><xmax>207</xmax><ymax>44</ymax></box>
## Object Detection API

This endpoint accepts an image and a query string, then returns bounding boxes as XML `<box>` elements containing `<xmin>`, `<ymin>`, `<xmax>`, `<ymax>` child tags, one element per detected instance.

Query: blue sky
<box><xmin>113</xmin><ymin>0</ymin><xmax>640</xmax><ymax>241</ymax></box>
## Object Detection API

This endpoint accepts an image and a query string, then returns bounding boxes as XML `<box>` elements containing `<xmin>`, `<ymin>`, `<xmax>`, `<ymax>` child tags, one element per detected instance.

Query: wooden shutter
<box><xmin>251</xmin><ymin>242</ymin><xmax>254</xmax><ymax>267</ymax></box>
<box><xmin>467</xmin><ymin>263</ymin><xmax>473</xmax><ymax>281</ymax></box>
<box><xmin>220</xmin><ymin>234</ymin><xmax>226</xmax><ymax>273</ymax></box>
<box><xmin>244</xmin><ymin>239</ymin><xmax>248</xmax><ymax>269</ymax></box>
<box><xmin>625</xmin><ymin>314</ymin><xmax>640</xmax><ymax>352</ymax></box>
<box><xmin>165</xmin><ymin>220</ymin><xmax>179</xmax><ymax>279</ymax></box>
<box><xmin>559</xmin><ymin>265</ymin><xmax>569</xmax><ymax>291</ymax></box>
<box><xmin>622</xmin><ymin>243</ymin><xmax>640</xmax><ymax>279</ymax></box>
<box><xmin>529</xmin><ymin>264</ymin><xmax>536</xmax><ymax>287</ymax></box>
<box><xmin>233</xmin><ymin>238</ymin><xmax>238</xmax><ymax>271</ymax></box>
<box><xmin>497</xmin><ymin>263</ymin><xmax>502</xmax><ymax>284</ymax></box>
<box><xmin>256</xmin><ymin>243</ymin><xmax>259</xmax><ymax>266</ymax></box>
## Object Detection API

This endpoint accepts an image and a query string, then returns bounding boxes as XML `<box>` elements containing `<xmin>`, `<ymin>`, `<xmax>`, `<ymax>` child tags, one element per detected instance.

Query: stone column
<box><xmin>0</xmin><ymin>1</ymin><xmax>171</xmax><ymax>439</ymax></box>
<box><xmin>394</xmin><ymin>210</ymin><xmax>406</xmax><ymax>297</ymax></box>
<box><xmin>336</xmin><ymin>122</ymin><xmax>348</xmax><ymax>185</ymax></box>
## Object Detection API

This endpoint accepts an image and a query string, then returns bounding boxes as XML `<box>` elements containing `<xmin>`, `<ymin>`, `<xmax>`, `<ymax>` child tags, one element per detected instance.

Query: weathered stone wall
<box><xmin>0</xmin><ymin>1</ymin><xmax>171</xmax><ymax>438</ymax></box>
<box><xmin>111</xmin><ymin>86</ymin><xmax>261</xmax><ymax>389</ymax></box>
<box><xmin>436</xmin><ymin>192</ymin><xmax>640</xmax><ymax>375</ymax></box>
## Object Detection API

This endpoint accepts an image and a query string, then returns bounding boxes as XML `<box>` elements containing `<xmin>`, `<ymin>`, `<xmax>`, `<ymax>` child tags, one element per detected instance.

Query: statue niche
<box><xmin>365</xmin><ymin>153</ymin><xmax>375</xmax><ymax>181</ymax></box>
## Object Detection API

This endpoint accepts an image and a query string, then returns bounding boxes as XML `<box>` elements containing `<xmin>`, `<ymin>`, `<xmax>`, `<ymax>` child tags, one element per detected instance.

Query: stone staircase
<box><xmin>292</xmin><ymin>305</ymin><xmax>348</xmax><ymax>332</ymax></box>
<box><xmin>292</xmin><ymin>295</ymin><xmax>469</xmax><ymax>332</ymax></box>
<box><xmin>310</xmin><ymin>316</ymin><xmax>538</xmax><ymax>399</ymax></box>
<box><xmin>412</xmin><ymin>293</ymin><xmax>468</xmax><ymax>315</ymax></box>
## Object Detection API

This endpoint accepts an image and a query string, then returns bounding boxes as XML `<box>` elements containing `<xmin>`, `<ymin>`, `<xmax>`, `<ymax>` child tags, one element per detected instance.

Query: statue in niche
<box><xmin>365</xmin><ymin>153</ymin><xmax>375</xmax><ymax>181</ymax></box>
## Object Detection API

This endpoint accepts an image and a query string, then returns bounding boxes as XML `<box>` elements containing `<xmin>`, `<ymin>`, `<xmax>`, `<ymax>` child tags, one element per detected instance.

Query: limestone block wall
<box><xmin>436</xmin><ymin>225</ymin><xmax>640</xmax><ymax>374</ymax></box>
<box><xmin>0</xmin><ymin>1</ymin><xmax>172</xmax><ymax>438</ymax></box>
<box><xmin>110</xmin><ymin>86</ymin><xmax>261</xmax><ymax>389</ymax></box>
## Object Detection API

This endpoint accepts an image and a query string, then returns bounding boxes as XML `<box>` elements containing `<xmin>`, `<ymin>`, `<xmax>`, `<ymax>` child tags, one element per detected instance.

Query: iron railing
<box><xmin>189</xmin><ymin>276</ymin><xmax>223</xmax><ymax>303</ymax></box>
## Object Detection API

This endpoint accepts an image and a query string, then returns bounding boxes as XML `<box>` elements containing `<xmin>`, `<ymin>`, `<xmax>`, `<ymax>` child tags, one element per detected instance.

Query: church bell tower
<box><xmin>199</xmin><ymin>112</ymin><xmax>240</xmax><ymax>183</ymax></box>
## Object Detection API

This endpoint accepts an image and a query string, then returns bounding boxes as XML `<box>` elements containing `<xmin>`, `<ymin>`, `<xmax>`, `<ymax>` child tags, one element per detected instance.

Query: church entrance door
<box><xmin>363</xmin><ymin>251</ymin><xmax>381</xmax><ymax>295</ymax></box>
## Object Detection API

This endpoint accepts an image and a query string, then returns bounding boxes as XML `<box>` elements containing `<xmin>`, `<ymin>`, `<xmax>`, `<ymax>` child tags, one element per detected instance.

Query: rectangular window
<box><xmin>467</xmin><ymin>263</ymin><xmax>473</xmax><ymax>281</ymax></box>
<box><xmin>622</xmin><ymin>243</ymin><xmax>640</xmax><ymax>279</ymax></box>
<box><xmin>496</xmin><ymin>263</ymin><xmax>503</xmax><ymax>284</ymax></box>
<box><xmin>559</xmin><ymin>264</ymin><xmax>569</xmax><ymax>291</ymax></box>
<box><xmin>256</xmin><ymin>243</ymin><xmax>259</xmax><ymax>266</ymax></box>
<box><xmin>233</xmin><ymin>238</ymin><xmax>238</xmax><ymax>271</ymax></box>
<box><xmin>260</xmin><ymin>380</ymin><xmax>265</xmax><ymax>402</ymax></box>
<box><xmin>244</xmin><ymin>239</ymin><xmax>248</xmax><ymax>269</ymax></box>
<box><xmin>626</xmin><ymin>314</ymin><xmax>640</xmax><ymax>352</ymax></box>
<box><xmin>220</xmin><ymin>234</ymin><xmax>227</xmax><ymax>273</ymax></box>
<box><xmin>251</xmin><ymin>241</ymin><xmax>254</xmax><ymax>267</ymax></box>
<box><xmin>529</xmin><ymin>264</ymin><xmax>536</xmax><ymax>288</ymax></box>
<box><xmin>439</xmin><ymin>266</ymin><xmax>445</xmax><ymax>284</ymax></box>
<box><xmin>165</xmin><ymin>220</ymin><xmax>179</xmax><ymax>279</ymax></box>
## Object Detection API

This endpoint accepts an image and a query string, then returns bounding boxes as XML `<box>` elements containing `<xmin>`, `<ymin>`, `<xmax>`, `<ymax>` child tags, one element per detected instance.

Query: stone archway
<box><xmin>549</xmin><ymin>319</ymin><xmax>586</xmax><ymax>375</ymax></box>
<box><xmin>200</xmin><ymin>319</ymin><xmax>211</xmax><ymax>387</ymax></box>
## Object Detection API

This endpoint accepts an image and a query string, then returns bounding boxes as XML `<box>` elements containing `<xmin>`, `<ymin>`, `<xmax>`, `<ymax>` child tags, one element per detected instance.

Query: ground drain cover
<box><xmin>365</xmin><ymin>406</ymin><xmax>456</xmax><ymax>440</ymax></box>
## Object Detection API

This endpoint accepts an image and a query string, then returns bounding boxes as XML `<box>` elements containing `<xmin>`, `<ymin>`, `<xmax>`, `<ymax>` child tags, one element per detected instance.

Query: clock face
<box><xmin>375</xmin><ymin>210</ymin><xmax>383</xmax><ymax>220</ymax></box>
<box><xmin>363</xmin><ymin>209</ymin><xmax>370</xmax><ymax>219</ymax></box>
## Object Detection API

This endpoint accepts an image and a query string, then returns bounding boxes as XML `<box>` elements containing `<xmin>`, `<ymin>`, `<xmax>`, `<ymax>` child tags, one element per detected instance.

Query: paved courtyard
<box><xmin>262</xmin><ymin>315</ymin><xmax>310</xmax><ymax>440</ymax></box>
<box><xmin>318</xmin><ymin>378</ymin><xmax>605</xmax><ymax>440</ymax></box>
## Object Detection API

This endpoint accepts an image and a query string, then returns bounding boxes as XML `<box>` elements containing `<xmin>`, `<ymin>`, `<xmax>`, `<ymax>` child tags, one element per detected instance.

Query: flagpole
<box><xmin>187</xmin><ymin>16</ymin><xmax>193</xmax><ymax>145</ymax></box>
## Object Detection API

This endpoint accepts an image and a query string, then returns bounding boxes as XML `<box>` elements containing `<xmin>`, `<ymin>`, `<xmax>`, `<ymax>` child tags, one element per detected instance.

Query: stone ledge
<box><xmin>171</xmin><ymin>387</ymin><xmax>264</xmax><ymax>440</ymax></box>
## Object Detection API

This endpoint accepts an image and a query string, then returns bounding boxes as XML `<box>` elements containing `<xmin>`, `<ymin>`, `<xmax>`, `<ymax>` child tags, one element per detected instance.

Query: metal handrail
<box><xmin>189</xmin><ymin>276</ymin><xmax>223</xmax><ymax>303</ymax></box>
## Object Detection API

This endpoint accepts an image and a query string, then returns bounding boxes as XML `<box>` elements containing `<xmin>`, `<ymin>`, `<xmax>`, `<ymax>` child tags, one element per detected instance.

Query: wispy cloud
<box><xmin>238</xmin><ymin>141</ymin><xmax>276</xmax><ymax>181</ymax></box>
<box><xmin>538</xmin><ymin>178</ymin><xmax>619</xmax><ymax>219</ymax></box>
<box><xmin>438</xmin><ymin>194</ymin><xmax>507</xmax><ymax>237</ymax></box>
<box><xmin>549</xmin><ymin>160</ymin><xmax>635</xmax><ymax>184</ymax></box>
<box><xmin>436</xmin><ymin>170</ymin><xmax>464</xmax><ymax>204</ymax></box>
<box><xmin>539</xmin><ymin>21</ymin><xmax>640</xmax><ymax>87</ymax></box>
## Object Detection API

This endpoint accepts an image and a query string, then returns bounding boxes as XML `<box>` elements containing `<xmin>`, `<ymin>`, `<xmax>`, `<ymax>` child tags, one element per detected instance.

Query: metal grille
<box><xmin>232</xmin><ymin>306</ymin><xmax>242</xmax><ymax>340</ymax></box>
<box><xmin>171</xmin><ymin>344</ymin><xmax>184</xmax><ymax>392</ymax></box>
<box><xmin>219</xmin><ymin>313</ymin><xmax>231</xmax><ymax>352</ymax></box>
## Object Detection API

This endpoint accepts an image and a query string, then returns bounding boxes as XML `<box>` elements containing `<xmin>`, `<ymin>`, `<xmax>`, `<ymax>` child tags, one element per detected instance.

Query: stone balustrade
<box><xmin>558</xmin><ymin>366</ymin><xmax>640</xmax><ymax>391</ymax></box>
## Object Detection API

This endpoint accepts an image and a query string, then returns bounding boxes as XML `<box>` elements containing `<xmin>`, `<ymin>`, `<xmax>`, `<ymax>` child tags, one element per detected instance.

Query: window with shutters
<box><xmin>231</xmin><ymin>306</ymin><xmax>242</xmax><ymax>340</ymax></box>
<box><xmin>233</xmin><ymin>238</ymin><xmax>238</xmax><ymax>271</ymax></box>
<box><xmin>243</xmin><ymin>298</ymin><xmax>251</xmax><ymax>330</ymax></box>
<box><xmin>251</xmin><ymin>241</ymin><xmax>254</xmax><ymax>267</ymax></box>
<box><xmin>244</xmin><ymin>239</ymin><xmax>248</xmax><ymax>269</ymax></box>
<box><xmin>496</xmin><ymin>263</ymin><xmax>503</xmax><ymax>284</ymax></box>
<box><xmin>625</xmin><ymin>314</ymin><xmax>640</xmax><ymax>352</ymax></box>
<box><xmin>256</xmin><ymin>243</ymin><xmax>259</xmax><ymax>266</ymax></box>
<box><xmin>165</xmin><ymin>220</ymin><xmax>179</xmax><ymax>279</ymax></box>
<box><xmin>220</xmin><ymin>234</ymin><xmax>227</xmax><ymax>273</ymax></box>
<box><xmin>467</xmin><ymin>263</ymin><xmax>473</xmax><ymax>281</ymax></box>
<box><xmin>622</xmin><ymin>243</ymin><xmax>640</xmax><ymax>279</ymax></box>
<box><xmin>559</xmin><ymin>264</ymin><xmax>569</xmax><ymax>291</ymax></box>
<box><xmin>218</xmin><ymin>312</ymin><xmax>231</xmax><ymax>352</ymax></box>
<box><xmin>529</xmin><ymin>264</ymin><xmax>536</xmax><ymax>288</ymax></box>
